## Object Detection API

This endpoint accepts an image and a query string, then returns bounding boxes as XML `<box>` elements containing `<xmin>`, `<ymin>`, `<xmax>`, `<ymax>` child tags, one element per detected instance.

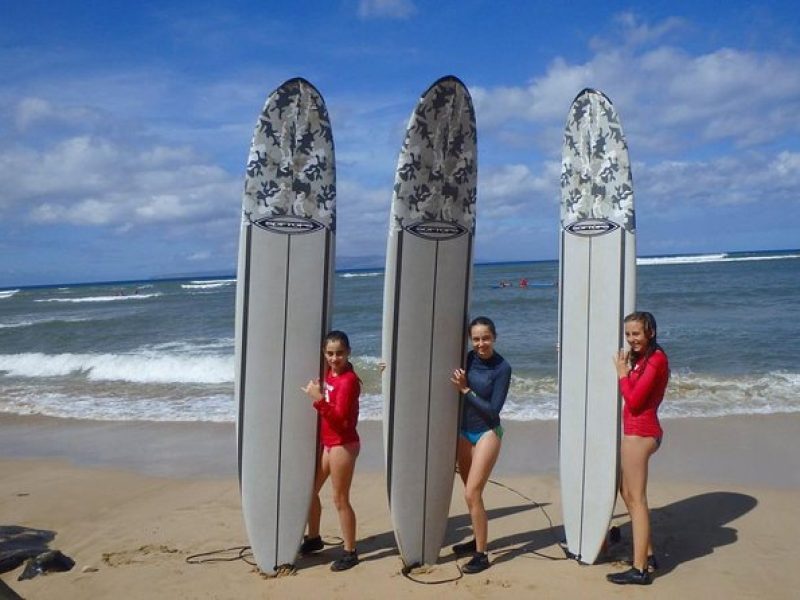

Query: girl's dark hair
<box><xmin>323</xmin><ymin>330</ymin><xmax>360</xmax><ymax>382</ymax></box>
<box><xmin>323</xmin><ymin>330</ymin><xmax>351</xmax><ymax>350</ymax></box>
<box><xmin>469</xmin><ymin>316</ymin><xmax>497</xmax><ymax>337</ymax></box>
<box><xmin>624</xmin><ymin>311</ymin><xmax>661</xmax><ymax>364</ymax></box>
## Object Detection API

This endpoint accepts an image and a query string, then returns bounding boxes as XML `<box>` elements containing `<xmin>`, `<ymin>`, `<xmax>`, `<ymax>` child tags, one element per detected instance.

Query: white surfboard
<box><xmin>234</xmin><ymin>78</ymin><xmax>336</xmax><ymax>574</ymax></box>
<box><xmin>558</xmin><ymin>88</ymin><xmax>635</xmax><ymax>565</ymax></box>
<box><xmin>382</xmin><ymin>76</ymin><xmax>477</xmax><ymax>567</ymax></box>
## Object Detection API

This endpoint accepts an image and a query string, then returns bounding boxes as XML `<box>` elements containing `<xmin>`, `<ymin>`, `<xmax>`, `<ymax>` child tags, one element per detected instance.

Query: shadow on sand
<box><xmin>303</xmin><ymin>490</ymin><xmax>757</xmax><ymax>579</ymax></box>
<box><xmin>336</xmin><ymin>502</ymin><xmax>539</xmax><ymax>567</ymax></box>
<box><xmin>443</xmin><ymin>490</ymin><xmax>758</xmax><ymax>574</ymax></box>
<box><xmin>602</xmin><ymin>491</ymin><xmax>758</xmax><ymax>576</ymax></box>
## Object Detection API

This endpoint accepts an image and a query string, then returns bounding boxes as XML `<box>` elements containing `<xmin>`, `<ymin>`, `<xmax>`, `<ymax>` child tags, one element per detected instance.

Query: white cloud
<box><xmin>478</xmin><ymin>163</ymin><xmax>558</xmax><ymax>218</ymax></box>
<box><xmin>591</xmin><ymin>12</ymin><xmax>688</xmax><ymax>51</ymax></box>
<box><xmin>0</xmin><ymin>130</ymin><xmax>239</xmax><ymax>227</ymax></box>
<box><xmin>357</xmin><ymin>0</ymin><xmax>416</xmax><ymax>20</ymax></box>
<box><xmin>636</xmin><ymin>151</ymin><xmax>800</xmax><ymax>211</ymax></box>
<box><xmin>775</xmin><ymin>151</ymin><xmax>800</xmax><ymax>176</ymax></box>
<box><xmin>15</xmin><ymin>97</ymin><xmax>53</xmax><ymax>130</ymax></box>
<box><xmin>335</xmin><ymin>179</ymin><xmax>391</xmax><ymax>257</ymax></box>
<box><xmin>2</xmin><ymin>10</ymin><xmax>797</xmax><ymax>276</ymax></box>
<box><xmin>471</xmin><ymin>18</ymin><xmax>800</xmax><ymax>155</ymax></box>
<box><xmin>30</xmin><ymin>198</ymin><xmax>115</xmax><ymax>225</ymax></box>
<box><xmin>14</xmin><ymin>97</ymin><xmax>107</xmax><ymax>132</ymax></box>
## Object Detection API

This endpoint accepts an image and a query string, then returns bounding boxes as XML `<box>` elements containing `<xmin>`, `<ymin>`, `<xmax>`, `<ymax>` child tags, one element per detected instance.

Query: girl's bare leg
<box><xmin>307</xmin><ymin>447</ymin><xmax>330</xmax><ymax>539</ymax></box>
<box><xmin>456</xmin><ymin>435</ymin><xmax>473</xmax><ymax>486</ymax></box>
<box><xmin>328</xmin><ymin>443</ymin><xmax>359</xmax><ymax>551</ymax></box>
<box><xmin>619</xmin><ymin>435</ymin><xmax>658</xmax><ymax>571</ymax></box>
<box><xmin>464</xmin><ymin>431</ymin><xmax>501</xmax><ymax>553</ymax></box>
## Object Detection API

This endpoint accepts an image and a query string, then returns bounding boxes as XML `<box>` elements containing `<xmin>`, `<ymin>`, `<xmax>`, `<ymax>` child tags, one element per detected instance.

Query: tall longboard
<box><xmin>235</xmin><ymin>78</ymin><xmax>335</xmax><ymax>574</ymax></box>
<box><xmin>382</xmin><ymin>76</ymin><xmax>477</xmax><ymax>567</ymax></box>
<box><xmin>558</xmin><ymin>88</ymin><xmax>635</xmax><ymax>565</ymax></box>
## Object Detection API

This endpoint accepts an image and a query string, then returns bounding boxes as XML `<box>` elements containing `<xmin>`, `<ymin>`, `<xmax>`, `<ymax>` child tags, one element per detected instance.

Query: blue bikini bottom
<box><xmin>460</xmin><ymin>425</ymin><xmax>504</xmax><ymax>446</ymax></box>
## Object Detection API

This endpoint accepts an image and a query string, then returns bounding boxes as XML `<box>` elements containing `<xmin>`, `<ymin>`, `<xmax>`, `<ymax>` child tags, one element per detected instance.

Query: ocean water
<box><xmin>1</xmin><ymin>250</ymin><xmax>798</xmax><ymax>423</ymax></box>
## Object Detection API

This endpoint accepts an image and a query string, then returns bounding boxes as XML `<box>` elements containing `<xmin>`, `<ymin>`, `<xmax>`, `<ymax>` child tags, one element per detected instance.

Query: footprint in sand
<box><xmin>102</xmin><ymin>544</ymin><xmax>181</xmax><ymax>567</ymax></box>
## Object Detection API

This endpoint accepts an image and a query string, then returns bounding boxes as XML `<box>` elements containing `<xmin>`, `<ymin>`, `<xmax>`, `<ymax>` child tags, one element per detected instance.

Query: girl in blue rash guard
<box><xmin>449</xmin><ymin>316</ymin><xmax>512</xmax><ymax>574</ymax></box>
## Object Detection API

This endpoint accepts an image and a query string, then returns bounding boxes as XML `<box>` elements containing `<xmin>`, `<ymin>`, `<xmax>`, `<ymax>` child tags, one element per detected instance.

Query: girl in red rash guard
<box><xmin>607</xmin><ymin>312</ymin><xmax>669</xmax><ymax>586</ymax></box>
<box><xmin>300</xmin><ymin>330</ymin><xmax>361</xmax><ymax>572</ymax></box>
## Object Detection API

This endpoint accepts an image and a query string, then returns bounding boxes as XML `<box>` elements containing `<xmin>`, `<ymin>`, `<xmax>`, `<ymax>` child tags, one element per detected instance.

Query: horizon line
<box><xmin>2</xmin><ymin>247</ymin><xmax>798</xmax><ymax>291</ymax></box>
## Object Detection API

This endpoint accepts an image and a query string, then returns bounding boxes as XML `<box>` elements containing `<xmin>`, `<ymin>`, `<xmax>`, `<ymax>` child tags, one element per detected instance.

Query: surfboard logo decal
<box><xmin>254</xmin><ymin>215</ymin><xmax>324</xmax><ymax>235</ymax></box>
<box><xmin>565</xmin><ymin>218</ymin><xmax>619</xmax><ymax>237</ymax></box>
<box><xmin>404</xmin><ymin>220</ymin><xmax>466</xmax><ymax>240</ymax></box>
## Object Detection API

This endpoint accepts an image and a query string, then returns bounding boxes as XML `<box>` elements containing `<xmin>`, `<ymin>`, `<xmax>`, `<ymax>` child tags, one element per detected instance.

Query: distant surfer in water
<box><xmin>607</xmin><ymin>312</ymin><xmax>669</xmax><ymax>585</ymax></box>
<box><xmin>449</xmin><ymin>316</ymin><xmax>512</xmax><ymax>574</ymax></box>
<box><xmin>301</xmin><ymin>330</ymin><xmax>361</xmax><ymax>572</ymax></box>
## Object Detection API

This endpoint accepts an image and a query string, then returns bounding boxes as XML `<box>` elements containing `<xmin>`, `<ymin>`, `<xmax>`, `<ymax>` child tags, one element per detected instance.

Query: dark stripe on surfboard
<box><xmin>273</xmin><ymin>233</ymin><xmax>291</xmax><ymax>569</ymax></box>
<box><xmin>615</xmin><ymin>232</ymin><xmax>627</xmax><ymax>492</ymax></box>
<box><xmin>421</xmin><ymin>239</ymin><xmax>440</xmax><ymax>558</ymax></box>
<box><xmin>577</xmin><ymin>237</ymin><xmax>594</xmax><ymax>561</ymax></box>
<box><xmin>458</xmin><ymin>234</ymin><xmax>473</xmax><ymax>447</ymax></box>
<box><xmin>315</xmin><ymin>229</ymin><xmax>333</xmax><ymax>477</ymax></box>
<box><xmin>237</xmin><ymin>225</ymin><xmax>253</xmax><ymax>487</ymax></box>
<box><xmin>386</xmin><ymin>230</ymin><xmax>403</xmax><ymax>503</ymax></box>
<box><xmin>557</xmin><ymin>230</ymin><xmax>566</xmax><ymax>444</ymax></box>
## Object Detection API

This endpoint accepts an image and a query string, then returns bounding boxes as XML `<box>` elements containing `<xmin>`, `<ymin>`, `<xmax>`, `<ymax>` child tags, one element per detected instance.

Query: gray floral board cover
<box><xmin>391</xmin><ymin>76</ymin><xmax>477</xmax><ymax>239</ymax></box>
<box><xmin>561</xmin><ymin>88</ymin><xmax>634</xmax><ymax>232</ymax></box>
<box><xmin>243</xmin><ymin>78</ymin><xmax>336</xmax><ymax>233</ymax></box>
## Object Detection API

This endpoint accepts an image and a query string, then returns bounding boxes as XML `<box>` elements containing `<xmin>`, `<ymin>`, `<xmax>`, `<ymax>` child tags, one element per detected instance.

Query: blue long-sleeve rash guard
<box><xmin>461</xmin><ymin>350</ymin><xmax>512</xmax><ymax>432</ymax></box>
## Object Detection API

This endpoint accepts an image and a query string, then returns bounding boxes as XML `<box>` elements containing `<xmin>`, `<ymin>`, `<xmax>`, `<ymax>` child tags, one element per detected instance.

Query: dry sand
<box><xmin>1</xmin><ymin>413</ymin><xmax>798</xmax><ymax>599</ymax></box>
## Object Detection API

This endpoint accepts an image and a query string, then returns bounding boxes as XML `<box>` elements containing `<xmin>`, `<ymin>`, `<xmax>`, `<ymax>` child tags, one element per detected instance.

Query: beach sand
<box><xmin>1</xmin><ymin>413</ymin><xmax>798</xmax><ymax>599</ymax></box>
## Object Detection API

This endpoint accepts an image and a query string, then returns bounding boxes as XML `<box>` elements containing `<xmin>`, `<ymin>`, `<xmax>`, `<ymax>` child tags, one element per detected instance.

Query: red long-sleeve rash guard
<box><xmin>619</xmin><ymin>349</ymin><xmax>669</xmax><ymax>439</ymax></box>
<box><xmin>313</xmin><ymin>364</ymin><xmax>360</xmax><ymax>447</ymax></box>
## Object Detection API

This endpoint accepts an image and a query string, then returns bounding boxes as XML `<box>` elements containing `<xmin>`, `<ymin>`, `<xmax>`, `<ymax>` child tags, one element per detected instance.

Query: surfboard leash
<box><xmin>185</xmin><ymin>546</ymin><xmax>299</xmax><ymax>578</ymax></box>
<box><xmin>184</xmin><ymin>535</ymin><xmax>342</xmax><ymax>572</ymax></box>
<box><xmin>400</xmin><ymin>561</ymin><xmax>463</xmax><ymax>584</ymax></box>
<box><xmin>485</xmin><ymin>476</ymin><xmax>571</xmax><ymax>561</ymax></box>
<box><xmin>185</xmin><ymin>545</ymin><xmax>254</xmax><ymax>565</ymax></box>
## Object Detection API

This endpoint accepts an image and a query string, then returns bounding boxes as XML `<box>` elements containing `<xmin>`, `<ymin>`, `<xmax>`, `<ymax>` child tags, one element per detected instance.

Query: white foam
<box><xmin>0</xmin><ymin>392</ymin><xmax>234</xmax><ymax>423</ymax></box>
<box><xmin>357</xmin><ymin>393</ymin><xmax>383</xmax><ymax>421</ymax></box>
<box><xmin>638</xmin><ymin>253</ymin><xmax>800</xmax><ymax>266</ymax></box>
<box><xmin>339</xmin><ymin>272</ymin><xmax>382</xmax><ymax>278</ymax></box>
<box><xmin>2</xmin><ymin>354</ymin><xmax>796</xmax><ymax>422</ymax></box>
<box><xmin>182</xmin><ymin>281</ymin><xmax>234</xmax><ymax>290</ymax></box>
<box><xmin>659</xmin><ymin>371</ymin><xmax>800</xmax><ymax>418</ymax></box>
<box><xmin>188</xmin><ymin>279</ymin><xmax>234</xmax><ymax>285</ymax></box>
<box><xmin>356</xmin><ymin>368</ymin><xmax>800</xmax><ymax>422</ymax></box>
<box><xmin>500</xmin><ymin>370</ymin><xmax>800</xmax><ymax>420</ymax></box>
<box><xmin>34</xmin><ymin>293</ymin><xmax>162</xmax><ymax>303</ymax></box>
<box><xmin>351</xmin><ymin>355</ymin><xmax>384</xmax><ymax>367</ymax></box>
<box><xmin>0</xmin><ymin>321</ymin><xmax>33</xmax><ymax>329</ymax></box>
<box><xmin>0</xmin><ymin>315</ymin><xmax>95</xmax><ymax>329</ymax></box>
<box><xmin>355</xmin><ymin>374</ymin><xmax>560</xmax><ymax>421</ymax></box>
<box><xmin>0</xmin><ymin>289</ymin><xmax>20</xmax><ymax>299</ymax></box>
<box><xmin>352</xmin><ymin>371</ymin><xmax>800</xmax><ymax>422</ymax></box>
<box><xmin>147</xmin><ymin>339</ymin><xmax>234</xmax><ymax>353</ymax></box>
<box><xmin>0</xmin><ymin>351</ymin><xmax>233</xmax><ymax>384</ymax></box>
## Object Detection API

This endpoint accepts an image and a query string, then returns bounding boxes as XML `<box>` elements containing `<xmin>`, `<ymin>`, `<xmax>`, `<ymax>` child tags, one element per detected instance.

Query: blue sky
<box><xmin>1</xmin><ymin>0</ymin><xmax>798</xmax><ymax>286</ymax></box>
